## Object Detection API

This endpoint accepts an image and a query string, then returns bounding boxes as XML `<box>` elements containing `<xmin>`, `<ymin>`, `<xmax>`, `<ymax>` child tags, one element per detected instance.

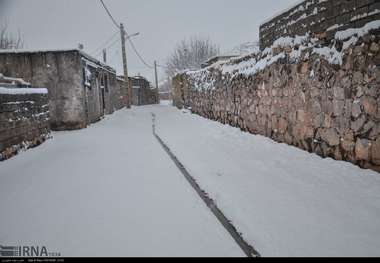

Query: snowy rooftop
<box><xmin>0</xmin><ymin>48</ymin><xmax>116</xmax><ymax>73</ymax></box>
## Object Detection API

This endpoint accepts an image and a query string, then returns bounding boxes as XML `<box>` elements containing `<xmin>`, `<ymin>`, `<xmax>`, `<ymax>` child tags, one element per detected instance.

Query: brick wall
<box><xmin>0</xmin><ymin>88</ymin><xmax>50</xmax><ymax>160</ymax></box>
<box><xmin>260</xmin><ymin>0</ymin><xmax>380</xmax><ymax>49</ymax></box>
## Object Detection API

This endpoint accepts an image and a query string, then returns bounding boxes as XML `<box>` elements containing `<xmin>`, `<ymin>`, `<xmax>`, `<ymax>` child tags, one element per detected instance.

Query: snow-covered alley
<box><xmin>1</xmin><ymin>103</ymin><xmax>380</xmax><ymax>257</ymax></box>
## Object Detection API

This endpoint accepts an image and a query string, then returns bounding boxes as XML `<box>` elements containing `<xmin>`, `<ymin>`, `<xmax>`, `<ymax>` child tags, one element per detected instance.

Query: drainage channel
<box><xmin>151</xmin><ymin>113</ymin><xmax>260</xmax><ymax>258</ymax></box>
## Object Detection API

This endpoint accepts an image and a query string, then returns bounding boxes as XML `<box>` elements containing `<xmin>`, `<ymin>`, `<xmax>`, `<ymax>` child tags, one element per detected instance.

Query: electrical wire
<box><xmin>93</xmin><ymin>37</ymin><xmax>120</xmax><ymax>58</ymax></box>
<box><xmin>126</xmin><ymin>35</ymin><xmax>154</xmax><ymax>69</ymax></box>
<box><xmin>98</xmin><ymin>0</ymin><xmax>154</xmax><ymax>70</ymax></box>
<box><xmin>90</xmin><ymin>30</ymin><xmax>119</xmax><ymax>56</ymax></box>
<box><xmin>99</xmin><ymin>0</ymin><xmax>120</xmax><ymax>29</ymax></box>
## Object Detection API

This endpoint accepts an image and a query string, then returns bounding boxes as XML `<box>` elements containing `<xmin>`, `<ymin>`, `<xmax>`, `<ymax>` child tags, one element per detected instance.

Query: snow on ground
<box><xmin>1</xmin><ymin>105</ymin><xmax>380</xmax><ymax>257</ymax></box>
<box><xmin>153</xmin><ymin>105</ymin><xmax>380</xmax><ymax>257</ymax></box>
<box><xmin>0</xmin><ymin>107</ymin><xmax>243</xmax><ymax>257</ymax></box>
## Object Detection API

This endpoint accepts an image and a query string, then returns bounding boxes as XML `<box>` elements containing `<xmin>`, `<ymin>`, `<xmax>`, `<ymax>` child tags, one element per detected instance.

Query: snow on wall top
<box><xmin>184</xmin><ymin>20</ymin><xmax>380</xmax><ymax>91</ymax></box>
<box><xmin>259</xmin><ymin>0</ymin><xmax>379</xmax><ymax>49</ymax></box>
<box><xmin>260</xmin><ymin>0</ymin><xmax>312</xmax><ymax>26</ymax></box>
<box><xmin>0</xmin><ymin>48</ymin><xmax>116</xmax><ymax>73</ymax></box>
<box><xmin>0</xmin><ymin>87</ymin><xmax>48</xmax><ymax>95</ymax></box>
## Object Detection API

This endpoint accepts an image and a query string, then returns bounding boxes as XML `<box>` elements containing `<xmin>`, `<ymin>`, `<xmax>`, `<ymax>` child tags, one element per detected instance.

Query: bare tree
<box><xmin>165</xmin><ymin>36</ymin><xmax>219</xmax><ymax>77</ymax></box>
<box><xmin>0</xmin><ymin>23</ymin><xmax>24</xmax><ymax>50</ymax></box>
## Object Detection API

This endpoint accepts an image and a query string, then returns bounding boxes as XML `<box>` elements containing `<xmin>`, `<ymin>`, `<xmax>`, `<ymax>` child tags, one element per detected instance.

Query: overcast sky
<box><xmin>0</xmin><ymin>0</ymin><xmax>298</xmax><ymax>82</ymax></box>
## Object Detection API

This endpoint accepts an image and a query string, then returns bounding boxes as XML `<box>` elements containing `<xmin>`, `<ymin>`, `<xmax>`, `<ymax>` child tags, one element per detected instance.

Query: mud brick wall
<box><xmin>260</xmin><ymin>0</ymin><xmax>380</xmax><ymax>49</ymax></box>
<box><xmin>173</xmin><ymin>36</ymin><xmax>380</xmax><ymax>172</ymax></box>
<box><xmin>0</xmin><ymin>91</ymin><xmax>50</xmax><ymax>160</ymax></box>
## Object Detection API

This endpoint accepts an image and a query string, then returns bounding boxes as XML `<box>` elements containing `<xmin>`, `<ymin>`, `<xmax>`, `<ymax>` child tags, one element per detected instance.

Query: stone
<box><xmin>370</xmin><ymin>42</ymin><xmax>380</xmax><ymax>53</ymax></box>
<box><xmin>301</xmin><ymin>62</ymin><xmax>309</xmax><ymax>74</ymax></box>
<box><xmin>278</xmin><ymin>118</ymin><xmax>288</xmax><ymax>134</ymax></box>
<box><xmin>355</xmin><ymin>139</ymin><xmax>371</xmax><ymax>161</ymax></box>
<box><xmin>362</xmin><ymin>121</ymin><xmax>375</xmax><ymax>135</ymax></box>
<box><xmin>342</xmin><ymin>138</ymin><xmax>355</xmax><ymax>152</ymax></box>
<box><xmin>333</xmin><ymin>100</ymin><xmax>345</xmax><ymax>116</ymax></box>
<box><xmin>313</xmin><ymin>113</ymin><xmax>324</xmax><ymax>128</ymax></box>
<box><xmin>333</xmin><ymin>86</ymin><xmax>345</xmax><ymax>100</ymax></box>
<box><xmin>352</xmin><ymin>72</ymin><xmax>363</xmax><ymax>84</ymax></box>
<box><xmin>310</xmin><ymin>87</ymin><xmax>320</xmax><ymax>98</ymax></box>
<box><xmin>323</xmin><ymin>114</ymin><xmax>332</xmax><ymax>128</ymax></box>
<box><xmin>351</xmin><ymin>115</ymin><xmax>366</xmax><ymax>133</ymax></box>
<box><xmin>334</xmin><ymin>147</ymin><xmax>343</xmax><ymax>161</ymax></box>
<box><xmin>311</xmin><ymin>100</ymin><xmax>322</xmax><ymax>114</ymax></box>
<box><xmin>372</xmin><ymin>138</ymin><xmax>380</xmax><ymax>165</ymax></box>
<box><xmin>345</xmin><ymin>99</ymin><xmax>352</xmax><ymax>117</ymax></box>
<box><xmin>351</xmin><ymin>101</ymin><xmax>362</xmax><ymax>118</ymax></box>
<box><xmin>321</xmin><ymin>128</ymin><xmax>340</xmax><ymax>146</ymax></box>
<box><xmin>369</xmin><ymin>124</ymin><xmax>380</xmax><ymax>140</ymax></box>
<box><xmin>297</xmin><ymin>110</ymin><xmax>305</xmax><ymax>122</ymax></box>
<box><xmin>356</xmin><ymin>86</ymin><xmax>364</xmax><ymax>98</ymax></box>
<box><xmin>361</xmin><ymin>96</ymin><xmax>377</xmax><ymax>117</ymax></box>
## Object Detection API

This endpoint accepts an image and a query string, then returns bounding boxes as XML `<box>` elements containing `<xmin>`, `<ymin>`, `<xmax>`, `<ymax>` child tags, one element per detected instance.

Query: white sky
<box><xmin>0</xmin><ymin>0</ymin><xmax>298</xmax><ymax>82</ymax></box>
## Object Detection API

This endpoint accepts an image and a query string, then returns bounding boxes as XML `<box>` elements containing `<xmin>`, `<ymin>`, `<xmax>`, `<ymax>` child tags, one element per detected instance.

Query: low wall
<box><xmin>0</xmin><ymin>87</ymin><xmax>50</xmax><ymax>160</ymax></box>
<box><xmin>173</xmin><ymin>27</ymin><xmax>380</xmax><ymax>172</ymax></box>
<box><xmin>132</xmin><ymin>87</ymin><xmax>160</xmax><ymax>106</ymax></box>
<box><xmin>260</xmin><ymin>0</ymin><xmax>380</xmax><ymax>49</ymax></box>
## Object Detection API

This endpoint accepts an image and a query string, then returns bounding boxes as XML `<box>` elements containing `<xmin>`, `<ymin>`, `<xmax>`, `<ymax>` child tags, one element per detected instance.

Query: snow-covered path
<box><xmin>0</xmin><ymin>107</ymin><xmax>244</xmax><ymax>257</ymax></box>
<box><xmin>153</xmin><ymin>103</ymin><xmax>380</xmax><ymax>257</ymax></box>
<box><xmin>1</xmin><ymin>103</ymin><xmax>380</xmax><ymax>257</ymax></box>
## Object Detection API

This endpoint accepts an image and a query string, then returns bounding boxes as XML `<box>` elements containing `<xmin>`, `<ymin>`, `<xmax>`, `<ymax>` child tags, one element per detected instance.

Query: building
<box><xmin>129</xmin><ymin>76</ymin><xmax>159</xmax><ymax>106</ymax></box>
<box><xmin>0</xmin><ymin>49</ymin><xmax>126</xmax><ymax>130</ymax></box>
<box><xmin>259</xmin><ymin>0</ymin><xmax>380</xmax><ymax>49</ymax></box>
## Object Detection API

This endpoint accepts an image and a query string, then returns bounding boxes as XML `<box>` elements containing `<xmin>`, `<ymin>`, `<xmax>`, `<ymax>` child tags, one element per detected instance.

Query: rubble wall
<box><xmin>173</xmin><ymin>34</ymin><xmax>380</xmax><ymax>172</ymax></box>
<box><xmin>0</xmin><ymin>89</ymin><xmax>50</xmax><ymax>161</ymax></box>
<box><xmin>260</xmin><ymin>0</ymin><xmax>380</xmax><ymax>49</ymax></box>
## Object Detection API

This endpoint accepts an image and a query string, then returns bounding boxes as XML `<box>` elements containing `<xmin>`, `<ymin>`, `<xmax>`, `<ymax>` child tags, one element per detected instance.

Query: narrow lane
<box><xmin>0</xmin><ymin>108</ymin><xmax>244</xmax><ymax>257</ymax></box>
<box><xmin>153</xmin><ymin>104</ymin><xmax>380</xmax><ymax>257</ymax></box>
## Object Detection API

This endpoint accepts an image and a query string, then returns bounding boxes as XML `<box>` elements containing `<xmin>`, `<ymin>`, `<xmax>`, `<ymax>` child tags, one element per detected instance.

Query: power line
<box><xmin>90</xmin><ymin>30</ymin><xmax>119</xmax><ymax>56</ymax></box>
<box><xmin>126</xmin><ymin>36</ymin><xmax>154</xmax><ymax>69</ymax></box>
<box><xmin>93</xmin><ymin>37</ymin><xmax>120</xmax><ymax>58</ymax></box>
<box><xmin>99</xmin><ymin>0</ymin><xmax>120</xmax><ymax>29</ymax></box>
<box><xmin>98</xmin><ymin>0</ymin><xmax>154</xmax><ymax>69</ymax></box>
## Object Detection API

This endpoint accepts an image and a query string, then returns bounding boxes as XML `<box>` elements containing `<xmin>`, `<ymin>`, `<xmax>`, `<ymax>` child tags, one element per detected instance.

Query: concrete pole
<box><xmin>120</xmin><ymin>23</ymin><xmax>131</xmax><ymax>108</ymax></box>
<box><xmin>154</xmin><ymin>61</ymin><xmax>159</xmax><ymax>90</ymax></box>
<box><xmin>102</xmin><ymin>49</ymin><xmax>107</xmax><ymax>64</ymax></box>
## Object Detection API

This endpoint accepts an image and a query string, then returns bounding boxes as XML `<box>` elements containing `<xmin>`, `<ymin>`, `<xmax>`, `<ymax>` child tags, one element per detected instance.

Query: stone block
<box><xmin>355</xmin><ymin>139</ymin><xmax>371</xmax><ymax>161</ymax></box>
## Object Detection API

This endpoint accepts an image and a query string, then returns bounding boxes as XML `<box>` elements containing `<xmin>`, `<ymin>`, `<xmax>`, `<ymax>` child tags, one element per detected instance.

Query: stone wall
<box><xmin>173</xmin><ymin>33</ymin><xmax>380</xmax><ymax>172</ymax></box>
<box><xmin>0</xmin><ymin>88</ymin><xmax>50</xmax><ymax>161</ymax></box>
<box><xmin>260</xmin><ymin>0</ymin><xmax>380</xmax><ymax>49</ymax></box>
<box><xmin>138</xmin><ymin>87</ymin><xmax>160</xmax><ymax>106</ymax></box>
<box><xmin>159</xmin><ymin>91</ymin><xmax>172</xmax><ymax>101</ymax></box>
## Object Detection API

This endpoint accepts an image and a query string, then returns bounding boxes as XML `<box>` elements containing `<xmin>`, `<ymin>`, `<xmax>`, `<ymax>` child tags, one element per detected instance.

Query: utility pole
<box><xmin>120</xmin><ymin>23</ymin><xmax>131</xmax><ymax>108</ymax></box>
<box><xmin>102</xmin><ymin>49</ymin><xmax>107</xmax><ymax>64</ymax></box>
<box><xmin>154</xmin><ymin>61</ymin><xmax>159</xmax><ymax>90</ymax></box>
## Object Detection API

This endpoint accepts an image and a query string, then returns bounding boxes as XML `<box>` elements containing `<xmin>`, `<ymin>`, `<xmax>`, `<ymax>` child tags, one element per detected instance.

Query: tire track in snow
<box><xmin>151</xmin><ymin>113</ymin><xmax>260</xmax><ymax>258</ymax></box>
